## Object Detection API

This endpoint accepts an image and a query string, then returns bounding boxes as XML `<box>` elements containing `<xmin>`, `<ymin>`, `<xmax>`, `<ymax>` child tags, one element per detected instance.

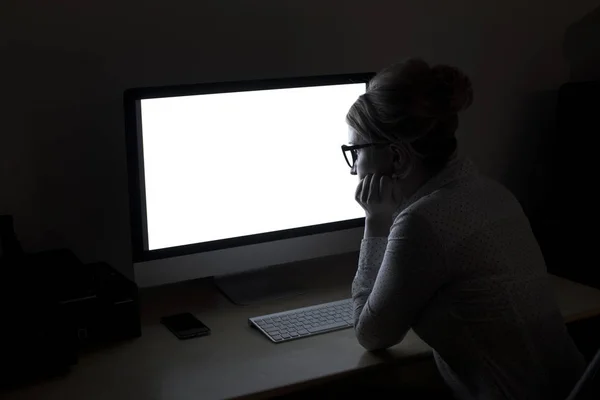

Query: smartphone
<box><xmin>160</xmin><ymin>313</ymin><xmax>211</xmax><ymax>340</ymax></box>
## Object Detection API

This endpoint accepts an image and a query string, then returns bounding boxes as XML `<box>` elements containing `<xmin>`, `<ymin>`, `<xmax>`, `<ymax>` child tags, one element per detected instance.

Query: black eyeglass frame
<box><xmin>341</xmin><ymin>143</ymin><xmax>391</xmax><ymax>169</ymax></box>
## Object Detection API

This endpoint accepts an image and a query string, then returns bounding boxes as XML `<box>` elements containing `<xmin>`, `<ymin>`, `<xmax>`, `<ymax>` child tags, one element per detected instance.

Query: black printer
<box><xmin>0</xmin><ymin>215</ymin><xmax>140</xmax><ymax>386</ymax></box>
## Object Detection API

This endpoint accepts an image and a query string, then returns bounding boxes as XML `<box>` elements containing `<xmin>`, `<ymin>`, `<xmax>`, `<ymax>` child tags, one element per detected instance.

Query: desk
<box><xmin>5</xmin><ymin>254</ymin><xmax>600</xmax><ymax>400</ymax></box>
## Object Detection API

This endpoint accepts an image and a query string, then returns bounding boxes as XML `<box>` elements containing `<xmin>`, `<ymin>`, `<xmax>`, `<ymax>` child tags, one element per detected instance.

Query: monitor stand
<box><xmin>213</xmin><ymin>252</ymin><xmax>358</xmax><ymax>306</ymax></box>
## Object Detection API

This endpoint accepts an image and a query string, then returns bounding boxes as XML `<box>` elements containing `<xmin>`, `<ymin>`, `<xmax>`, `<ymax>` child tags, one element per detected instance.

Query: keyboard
<box><xmin>248</xmin><ymin>298</ymin><xmax>354</xmax><ymax>343</ymax></box>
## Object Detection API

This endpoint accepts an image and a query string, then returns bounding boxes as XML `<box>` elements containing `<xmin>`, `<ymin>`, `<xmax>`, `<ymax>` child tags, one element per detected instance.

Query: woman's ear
<box><xmin>390</xmin><ymin>143</ymin><xmax>413</xmax><ymax>179</ymax></box>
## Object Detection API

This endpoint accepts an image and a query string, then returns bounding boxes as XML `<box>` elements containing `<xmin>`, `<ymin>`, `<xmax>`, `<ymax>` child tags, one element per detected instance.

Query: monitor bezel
<box><xmin>124</xmin><ymin>72</ymin><xmax>374</xmax><ymax>263</ymax></box>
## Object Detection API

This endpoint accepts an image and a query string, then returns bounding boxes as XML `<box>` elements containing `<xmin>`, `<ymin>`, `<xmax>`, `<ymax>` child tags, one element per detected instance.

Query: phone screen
<box><xmin>161</xmin><ymin>313</ymin><xmax>210</xmax><ymax>339</ymax></box>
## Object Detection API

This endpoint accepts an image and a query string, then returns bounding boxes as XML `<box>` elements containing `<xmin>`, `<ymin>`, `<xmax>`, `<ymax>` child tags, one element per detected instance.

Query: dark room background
<box><xmin>2</xmin><ymin>0</ymin><xmax>599</xmax><ymax>279</ymax></box>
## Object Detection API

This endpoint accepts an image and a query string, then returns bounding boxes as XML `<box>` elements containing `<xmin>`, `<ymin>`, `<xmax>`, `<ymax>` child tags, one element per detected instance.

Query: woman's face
<box><xmin>347</xmin><ymin>127</ymin><xmax>394</xmax><ymax>180</ymax></box>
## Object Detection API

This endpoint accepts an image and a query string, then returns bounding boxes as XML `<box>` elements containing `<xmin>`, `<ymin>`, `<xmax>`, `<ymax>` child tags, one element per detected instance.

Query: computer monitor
<box><xmin>125</xmin><ymin>73</ymin><xmax>373</xmax><ymax>287</ymax></box>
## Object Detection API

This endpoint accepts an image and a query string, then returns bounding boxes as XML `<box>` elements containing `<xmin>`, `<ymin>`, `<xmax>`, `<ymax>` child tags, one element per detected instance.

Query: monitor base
<box><xmin>214</xmin><ymin>252</ymin><xmax>358</xmax><ymax>306</ymax></box>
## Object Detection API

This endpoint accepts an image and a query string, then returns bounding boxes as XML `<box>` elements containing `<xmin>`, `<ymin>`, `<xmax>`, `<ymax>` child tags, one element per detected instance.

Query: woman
<box><xmin>346</xmin><ymin>59</ymin><xmax>586</xmax><ymax>400</ymax></box>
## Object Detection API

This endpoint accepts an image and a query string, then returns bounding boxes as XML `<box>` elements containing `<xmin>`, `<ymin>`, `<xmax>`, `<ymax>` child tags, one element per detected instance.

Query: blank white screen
<box><xmin>140</xmin><ymin>83</ymin><xmax>365</xmax><ymax>251</ymax></box>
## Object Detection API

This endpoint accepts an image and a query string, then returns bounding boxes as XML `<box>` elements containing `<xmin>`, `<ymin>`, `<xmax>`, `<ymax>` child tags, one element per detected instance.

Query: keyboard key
<box><xmin>290</xmin><ymin>332</ymin><xmax>299</xmax><ymax>337</ymax></box>
<box><xmin>271</xmin><ymin>335</ymin><xmax>282</xmax><ymax>341</ymax></box>
<box><xmin>297</xmin><ymin>329</ymin><xmax>309</xmax><ymax>335</ymax></box>
<box><xmin>281</xmin><ymin>333</ymin><xmax>291</xmax><ymax>339</ymax></box>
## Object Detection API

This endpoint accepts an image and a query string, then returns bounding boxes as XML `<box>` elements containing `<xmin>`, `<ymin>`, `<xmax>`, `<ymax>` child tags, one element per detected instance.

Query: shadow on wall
<box><xmin>528</xmin><ymin>5</ymin><xmax>600</xmax><ymax>286</ymax></box>
<box><xmin>501</xmin><ymin>90</ymin><xmax>559</xmax><ymax>218</ymax></box>
<box><xmin>564</xmin><ymin>5</ymin><xmax>600</xmax><ymax>82</ymax></box>
<box><xmin>525</xmin><ymin>4</ymin><xmax>600</xmax><ymax>221</ymax></box>
<box><xmin>521</xmin><ymin>4</ymin><xmax>600</xmax><ymax>217</ymax></box>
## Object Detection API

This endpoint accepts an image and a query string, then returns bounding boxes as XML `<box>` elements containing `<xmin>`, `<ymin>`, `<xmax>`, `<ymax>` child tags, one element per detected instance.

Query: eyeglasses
<box><xmin>341</xmin><ymin>143</ymin><xmax>391</xmax><ymax>169</ymax></box>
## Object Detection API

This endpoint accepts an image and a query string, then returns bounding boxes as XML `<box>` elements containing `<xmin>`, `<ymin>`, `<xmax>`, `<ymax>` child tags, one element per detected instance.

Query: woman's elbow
<box><xmin>358</xmin><ymin>338</ymin><xmax>391</xmax><ymax>352</ymax></box>
<box><xmin>354</xmin><ymin>328</ymin><xmax>396</xmax><ymax>352</ymax></box>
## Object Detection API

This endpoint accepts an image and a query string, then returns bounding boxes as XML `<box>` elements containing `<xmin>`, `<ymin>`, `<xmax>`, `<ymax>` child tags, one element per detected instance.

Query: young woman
<box><xmin>346</xmin><ymin>59</ymin><xmax>586</xmax><ymax>400</ymax></box>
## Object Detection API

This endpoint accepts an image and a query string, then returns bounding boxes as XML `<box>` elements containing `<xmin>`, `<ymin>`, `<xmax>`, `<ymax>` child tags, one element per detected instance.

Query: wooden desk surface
<box><xmin>4</xmin><ymin>255</ymin><xmax>600</xmax><ymax>400</ymax></box>
<box><xmin>552</xmin><ymin>275</ymin><xmax>600</xmax><ymax>323</ymax></box>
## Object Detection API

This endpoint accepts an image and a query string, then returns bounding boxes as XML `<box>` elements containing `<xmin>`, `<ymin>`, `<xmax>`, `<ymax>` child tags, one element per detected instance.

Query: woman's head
<box><xmin>346</xmin><ymin>59</ymin><xmax>473</xmax><ymax>180</ymax></box>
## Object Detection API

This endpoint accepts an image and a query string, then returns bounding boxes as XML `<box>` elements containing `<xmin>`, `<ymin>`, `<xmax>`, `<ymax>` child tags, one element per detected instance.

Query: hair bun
<box><xmin>429</xmin><ymin>65</ymin><xmax>473</xmax><ymax>116</ymax></box>
<box><xmin>349</xmin><ymin>59</ymin><xmax>472</xmax><ymax>144</ymax></box>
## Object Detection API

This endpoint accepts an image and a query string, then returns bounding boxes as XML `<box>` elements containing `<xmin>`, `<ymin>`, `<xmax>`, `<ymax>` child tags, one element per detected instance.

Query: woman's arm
<box><xmin>352</xmin><ymin>212</ymin><xmax>447</xmax><ymax>351</ymax></box>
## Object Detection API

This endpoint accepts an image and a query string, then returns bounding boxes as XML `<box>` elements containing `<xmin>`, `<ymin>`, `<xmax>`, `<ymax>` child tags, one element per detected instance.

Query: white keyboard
<box><xmin>248</xmin><ymin>298</ymin><xmax>354</xmax><ymax>343</ymax></box>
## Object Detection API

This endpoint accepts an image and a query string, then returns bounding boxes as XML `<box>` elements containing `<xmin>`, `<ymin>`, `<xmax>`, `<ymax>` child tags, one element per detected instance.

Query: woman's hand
<box><xmin>356</xmin><ymin>174</ymin><xmax>401</xmax><ymax>236</ymax></box>
<box><xmin>355</xmin><ymin>174</ymin><xmax>401</xmax><ymax>219</ymax></box>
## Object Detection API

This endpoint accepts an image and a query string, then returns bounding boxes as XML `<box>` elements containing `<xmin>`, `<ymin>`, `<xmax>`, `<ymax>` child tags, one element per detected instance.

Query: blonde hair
<box><xmin>347</xmin><ymin>58</ymin><xmax>473</xmax><ymax>174</ymax></box>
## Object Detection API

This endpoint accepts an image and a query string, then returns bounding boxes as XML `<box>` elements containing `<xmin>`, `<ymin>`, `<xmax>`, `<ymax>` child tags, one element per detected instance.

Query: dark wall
<box><xmin>1</xmin><ymin>0</ymin><xmax>598</xmax><ymax>278</ymax></box>
<box><xmin>528</xmin><ymin>5</ymin><xmax>600</xmax><ymax>286</ymax></box>
<box><xmin>565</xmin><ymin>4</ymin><xmax>600</xmax><ymax>81</ymax></box>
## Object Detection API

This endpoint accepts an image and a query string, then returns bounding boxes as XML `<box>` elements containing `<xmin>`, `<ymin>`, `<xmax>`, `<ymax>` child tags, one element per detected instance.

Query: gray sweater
<box><xmin>352</xmin><ymin>158</ymin><xmax>586</xmax><ymax>400</ymax></box>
